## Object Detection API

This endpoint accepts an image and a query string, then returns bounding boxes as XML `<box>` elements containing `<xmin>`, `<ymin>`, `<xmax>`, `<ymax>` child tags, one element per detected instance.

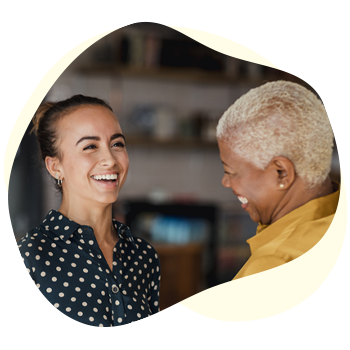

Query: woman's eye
<box><xmin>112</xmin><ymin>141</ymin><xmax>125</xmax><ymax>148</ymax></box>
<box><xmin>83</xmin><ymin>144</ymin><xmax>97</xmax><ymax>150</ymax></box>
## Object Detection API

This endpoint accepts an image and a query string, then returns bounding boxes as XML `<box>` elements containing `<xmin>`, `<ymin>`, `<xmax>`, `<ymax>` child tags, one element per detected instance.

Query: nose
<box><xmin>99</xmin><ymin>147</ymin><xmax>117</xmax><ymax>167</ymax></box>
<box><xmin>221</xmin><ymin>173</ymin><xmax>231</xmax><ymax>188</ymax></box>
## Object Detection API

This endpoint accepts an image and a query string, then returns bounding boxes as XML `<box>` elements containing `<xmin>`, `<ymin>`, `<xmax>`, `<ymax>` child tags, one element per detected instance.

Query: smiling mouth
<box><xmin>91</xmin><ymin>174</ymin><xmax>118</xmax><ymax>182</ymax></box>
<box><xmin>237</xmin><ymin>196</ymin><xmax>248</xmax><ymax>204</ymax></box>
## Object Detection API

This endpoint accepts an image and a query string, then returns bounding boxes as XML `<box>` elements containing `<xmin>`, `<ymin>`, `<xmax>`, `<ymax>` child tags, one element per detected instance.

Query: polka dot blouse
<box><xmin>17</xmin><ymin>210</ymin><xmax>161</xmax><ymax>327</ymax></box>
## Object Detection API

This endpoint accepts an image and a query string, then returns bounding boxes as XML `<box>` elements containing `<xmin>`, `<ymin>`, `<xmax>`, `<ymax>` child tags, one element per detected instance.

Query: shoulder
<box><xmin>133</xmin><ymin>236</ymin><xmax>159</xmax><ymax>257</ymax></box>
<box><xmin>132</xmin><ymin>236</ymin><xmax>160</xmax><ymax>267</ymax></box>
<box><xmin>17</xmin><ymin>227</ymin><xmax>44</xmax><ymax>252</ymax></box>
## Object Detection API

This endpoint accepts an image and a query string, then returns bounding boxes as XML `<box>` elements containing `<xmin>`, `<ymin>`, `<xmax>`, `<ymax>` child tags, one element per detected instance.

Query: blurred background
<box><xmin>9</xmin><ymin>22</ymin><xmax>340</xmax><ymax>310</ymax></box>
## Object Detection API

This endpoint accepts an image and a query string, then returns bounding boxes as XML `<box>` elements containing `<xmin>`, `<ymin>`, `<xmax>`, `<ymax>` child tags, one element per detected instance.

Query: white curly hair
<box><xmin>216</xmin><ymin>80</ymin><xmax>334</xmax><ymax>188</ymax></box>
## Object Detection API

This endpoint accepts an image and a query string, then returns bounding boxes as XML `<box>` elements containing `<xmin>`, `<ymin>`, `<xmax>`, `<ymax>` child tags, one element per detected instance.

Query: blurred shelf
<box><xmin>77</xmin><ymin>63</ymin><xmax>329</xmax><ymax>89</ymax></box>
<box><xmin>125</xmin><ymin>136</ymin><xmax>218</xmax><ymax>149</ymax></box>
<box><xmin>78</xmin><ymin>64</ymin><xmax>274</xmax><ymax>85</ymax></box>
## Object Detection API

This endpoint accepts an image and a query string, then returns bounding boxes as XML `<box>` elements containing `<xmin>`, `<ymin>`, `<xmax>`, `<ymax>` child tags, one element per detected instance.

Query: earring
<box><xmin>279</xmin><ymin>183</ymin><xmax>284</xmax><ymax>188</ymax></box>
<box><xmin>55</xmin><ymin>173</ymin><xmax>62</xmax><ymax>187</ymax></box>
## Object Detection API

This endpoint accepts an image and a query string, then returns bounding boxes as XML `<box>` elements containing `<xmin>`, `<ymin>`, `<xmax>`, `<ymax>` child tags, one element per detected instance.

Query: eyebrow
<box><xmin>76</xmin><ymin>133</ymin><xmax>125</xmax><ymax>146</ymax></box>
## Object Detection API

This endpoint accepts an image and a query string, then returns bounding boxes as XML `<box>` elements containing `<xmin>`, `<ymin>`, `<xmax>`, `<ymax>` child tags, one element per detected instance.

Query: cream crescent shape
<box><xmin>3</xmin><ymin>28</ymin><xmax>119</xmax><ymax>195</ymax></box>
<box><xmin>167</xmin><ymin>25</ymin><xmax>281</xmax><ymax>70</ymax></box>
<box><xmin>179</xmin><ymin>170</ymin><xmax>348</xmax><ymax>322</ymax></box>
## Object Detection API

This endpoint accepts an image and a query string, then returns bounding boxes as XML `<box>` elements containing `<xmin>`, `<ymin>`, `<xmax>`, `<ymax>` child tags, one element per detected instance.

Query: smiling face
<box><xmin>48</xmin><ymin>105</ymin><xmax>129</xmax><ymax>209</ymax></box>
<box><xmin>218</xmin><ymin>139</ymin><xmax>284</xmax><ymax>225</ymax></box>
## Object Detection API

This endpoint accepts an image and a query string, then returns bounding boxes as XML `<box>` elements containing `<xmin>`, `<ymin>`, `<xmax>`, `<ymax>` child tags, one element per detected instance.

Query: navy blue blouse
<box><xmin>17</xmin><ymin>210</ymin><xmax>161</xmax><ymax>327</ymax></box>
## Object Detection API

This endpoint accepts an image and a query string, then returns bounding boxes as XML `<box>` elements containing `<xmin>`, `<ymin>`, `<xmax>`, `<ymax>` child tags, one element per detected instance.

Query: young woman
<box><xmin>17</xmin><ymin>95</ymin><xmax>161</xmax><ymax>326</ymax></box>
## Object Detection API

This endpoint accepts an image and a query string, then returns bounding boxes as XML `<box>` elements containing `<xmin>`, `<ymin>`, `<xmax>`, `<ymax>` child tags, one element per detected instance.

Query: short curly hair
<box><xmin>216</xmin><ymin>80</ymin><xmax>334</xmax><ymax>188</ymax></box>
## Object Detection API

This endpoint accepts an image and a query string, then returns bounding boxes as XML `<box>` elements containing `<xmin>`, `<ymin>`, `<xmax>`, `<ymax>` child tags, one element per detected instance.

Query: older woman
<box><xmin>216</xmin><ymin>80</ymin><xmax>339</xmax><ymax>279</ymax></box>
<box><xmin>17</xmin><ymin>95</ymin><xmax>160</xmax><ymax>326</ymax></box>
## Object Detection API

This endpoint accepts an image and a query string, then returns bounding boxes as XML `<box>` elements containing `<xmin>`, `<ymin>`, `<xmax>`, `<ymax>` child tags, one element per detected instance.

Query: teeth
<box><xmin>92</xmin><ymin>174</ymin><xmax>118</xmax><ymax>181</ymax></box>
<box><xmin>238</xmin><ymin>196</ymin><xmax>248</xmax><ymax>204</ymax></box>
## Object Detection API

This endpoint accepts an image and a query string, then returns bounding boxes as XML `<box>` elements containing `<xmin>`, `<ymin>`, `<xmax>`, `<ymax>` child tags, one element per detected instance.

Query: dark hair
<box><xmin>31</xmin><ymin>94</ymin><xmax>113</xmax><ymax>191</ymax></box>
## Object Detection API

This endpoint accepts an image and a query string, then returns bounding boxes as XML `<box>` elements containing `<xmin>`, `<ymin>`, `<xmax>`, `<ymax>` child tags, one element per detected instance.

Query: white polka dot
<box><xmin>63</xmin><ymin>282</ymin><xmax>69</xmax><ymax>287</ymax></box>
<box><xmin>59</xmin><ymin>215</ymin><xmax>63</xmax><ymax>220</ymax></box>
<box><xmin>97</xmin><ymin>299</ymin><xmax>102</xmax><ymax>304</ymax></box>
<box><xmin>75</xmin><ymin>287</ymin><xmax>81</xmax><ymax>292</ymax></box>
<box><xmin>78</xmin><ymin>311</ymin><xmax>83</xmax><ymax>316</ymax></box>
<box><xmin>93</xmin><ymin>308</ymin><xmax>98</xmax><ymax>312</ymax></box>
<box><xmin>118</xmin><ymin>317</ymin><xmax>122</xmax><ymax>323</ymax></box>
<box><xmin>54</xmin><ymin>303</ymin><xmax>59</xmax><ymax>308</ymax></box>
<box><xmin>74</xmin><ymin>254</ymin><xmax>80</xmax><ymax>259</ymax></box>
<box><xmin>71</xmin><ymin>297</ymin><xmax>76</xmax><ymax>302</ymax></box>
<box><xmin>54</xmin><ymin>226</ymin><xmax>59</xmax><ymax>230</ymax></box>
<box><xmin>154</xmin><ymin>301</ymin><xmax>158</xmax><ymax>306</ymax></box>
<box><xmin>46</xmin><ymin>288</ymin><xmax>52</xmax><ymax>293</ymax></box>
<box><xmin>51</xmin><ymin>276</ymin><xmax>57</xmax><ymax>282</ymax></box>
<box><xmin>78</xmin><ymin>228</ymin><xmax>83</xmax><ymax>233</ymax></box>
<box><xmin>40</xmin><ymin>271</ymin><xmax>46</xmax><ymax>277</ymax></box>
<box><xmin>89</xmin><ymin>240</ymin><xmax>94</xmax><ymax>245</ymax></box>
<box><xmin>89</xmin><ymin>317</ymin><xmax>94</xmax><ymax>322</ymax></box>
<box><xmin>91</xmin><ymin>283</ymin><xmax>96</xmax><ymax>288</ymax></box>
<box><xmin>137</xmin><ymin>313</ymin><xmax>141</xmax><ymax>318</ymax></box>
<box><xmin>59</xmin><ymin>292</ymin><xmax>64</xmax><ymax>297</ymax></box>
<box><xmin>51</xmin><ymin>243</ymin><xmax>56</xmax><ymax>248</ymax></box>
<box><xmin>66</xmin><ymin>307</ymin><xmax>71</xmax><ymax>312</ymax></box>
<box><xmin>67</xmin><ymin>272</ymin><xmax>73</xmax><ymax>277</ymax></box>
<box><xmin>48</xmin><ymin>252</ymin><xmax>53</xmax><ymax>256</ymax></box>
<box><xmin>127</xmin><ymin>305</ymin><xmax>132</xmax><ymax>310</ymax></box>
<box><xmin>87</xmin><ymin>293</ymin><xmax>92</xmax><ymax>297</ymax></box>
<box><xmin>45</xmin><ymin>261</ymin><xmax>50</xmax><ymax>266</ymax></box>
<box><xmin>64</xmin><ymin>226</ymin><xmax>69</xmax><ymax>230</ymax></box>
<box><xmin>71</xmin><ymin>263</ymin><xmax>76</xmax><ymax>267</ymax></box>
<box><xmin>56</xmin><ymin>266</ymin><xmax>61</xmax><ymax>272</ymax></box>
<box><xmin>25</xmin><ymin>252</ymin><xmax>30</xmax><ymax>257</ymax></box>
<box><xmin>95</xmin><ymin>275</ymin><xmax>100</xmax><ymax>280</ymax></box>
<box><xmin>79</xmin><ymin>277</ymin><xmax>84</xmax><ymax>282</ymax></box>
<box><xmin>59</xmin><ymin>257</ymin><xmax>65</xmax><ymax>262</ymax></box>
<box><xmin>38</xmin><ymin>246</ymin><xmax>43</xmax><ymax>251</ymax></box>
<box><xmin>83</xmin><ymin>268</ymin><xmax>88</xmax><ymax>273</ymax></box>
<box><xmin>35</xmin><ymin>255</ymin><xmax>40</xmax><ymax>260</ymax></box>
<box><xmin>115</xmin><ymin>300</ymin><xmax>120</xmax><ymax>306</ymax></box>
<box><xmin>62</xmin><ymin>249</ymin><xmax>68</xmax><ymax>253</ymax></box>
<box><xmin>87</xmin><ymin>260</ymin><xmax>92</xmax><ymax>265</ymax></box>
<box><xmin>82</xmin><ymin>302</ymin><xmax>87</xmax><ymax>307</ymax></box>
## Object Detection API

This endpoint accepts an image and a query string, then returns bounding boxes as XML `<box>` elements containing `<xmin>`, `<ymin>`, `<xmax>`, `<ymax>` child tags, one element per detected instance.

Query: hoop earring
<box><xmin>55</xmin><ymin>173</ymin><xmax>62</xmax><ymax>187</ymax></box>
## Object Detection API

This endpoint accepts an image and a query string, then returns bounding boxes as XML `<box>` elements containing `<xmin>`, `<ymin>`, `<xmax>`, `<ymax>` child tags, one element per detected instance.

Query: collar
<box><xmin>247</xmin><ymin>181</ymin><xmax>340</xmax><ymax>253</ymax></box>
<box><xmin>39</xmin><ymin>209</ymin><xmax>136</xmax><ymax>247</ymax></box>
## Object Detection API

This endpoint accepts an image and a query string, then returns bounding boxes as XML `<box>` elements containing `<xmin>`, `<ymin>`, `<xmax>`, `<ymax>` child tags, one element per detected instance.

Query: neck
<box><xmin>270</xmin><ymin>176</ymin><xmax>334</xmax><ymax>224</ymax></box>
<box><xmin>58</xmin><ymin>197</ymin><xmax>117</xmax><ymax>244</ymax></box>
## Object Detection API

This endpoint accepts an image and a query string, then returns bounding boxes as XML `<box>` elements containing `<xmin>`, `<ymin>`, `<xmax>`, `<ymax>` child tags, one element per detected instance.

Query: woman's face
<box><xmin>218</xmin><ymin>139</ymin><xmax>281</xmax><ymax>225</ymax></box>
<box><xmin>53</xmin><ymin>105</ymin><xmax>129</xmax><ymax>208</ymax></box>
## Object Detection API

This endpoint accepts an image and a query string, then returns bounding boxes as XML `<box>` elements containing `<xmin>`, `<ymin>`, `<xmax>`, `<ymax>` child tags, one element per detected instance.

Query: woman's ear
<box><xmin>45</xmin><ymin>156</ymin><xmax>62</xmax><ymax>180</ymax></box>
<box><xmin>270</xmin><ymin>156</ymin><xmax>296</xmax><ymax>190</ymax></box>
